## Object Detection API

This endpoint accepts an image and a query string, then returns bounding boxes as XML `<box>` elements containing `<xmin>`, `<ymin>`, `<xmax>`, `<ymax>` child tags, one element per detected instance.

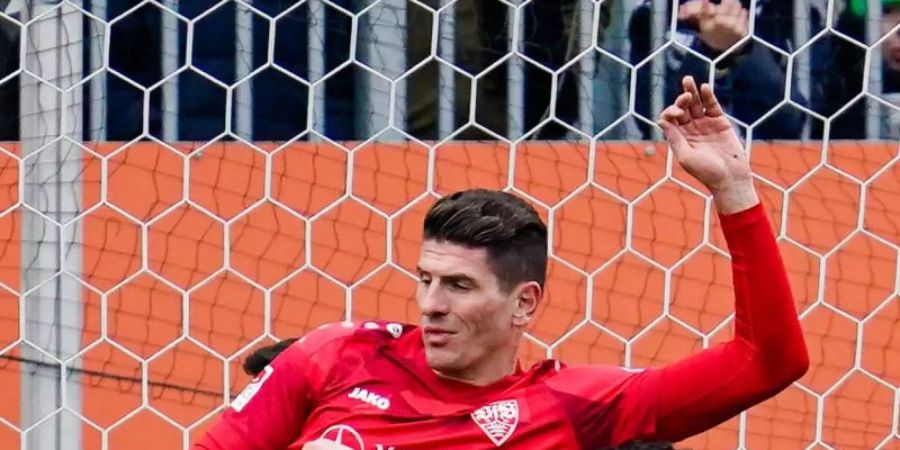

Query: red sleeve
<box><xmin>650</xmin><ymin>202</ymin><xmax>810</xmax><ymax>441</ymax></box>
<box><xmin>547</xmin><ymin>203</ymin><xmax>809</xmax><ymax>447</ymax></box>
<box><xmin>190</xmin><ymin>323</ymin><xmax>355</xmax><ymax>450</ymax></box>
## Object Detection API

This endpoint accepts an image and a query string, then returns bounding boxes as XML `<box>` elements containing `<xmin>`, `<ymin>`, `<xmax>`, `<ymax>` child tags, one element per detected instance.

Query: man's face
<box><xmin>415</xmin><ymin>240</ymin><xmax>538</xmax><ymax>383</ymax></box>
<box><xmin>882</xmin><ymin>10</ymin><xmax>900</xmax><ymax>73</ymax></box>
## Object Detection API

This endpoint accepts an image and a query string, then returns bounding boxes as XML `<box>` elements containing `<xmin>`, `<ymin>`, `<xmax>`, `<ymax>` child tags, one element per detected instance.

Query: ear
<box><xmin>511</xmin><ymin>281</ymin><xmax>542</xmax><ymax>328</ymax></box>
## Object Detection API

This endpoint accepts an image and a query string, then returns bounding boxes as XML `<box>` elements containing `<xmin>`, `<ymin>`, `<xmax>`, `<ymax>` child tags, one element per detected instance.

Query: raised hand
<box><xmin>678</xmin><ymin>0</ymin><xmax>750</xmax><ymax>52</ymax></box>
<box><xmin>658</xmin><ymin>76</ymin><xmax>759</xmax><ymax>214</ymax></box>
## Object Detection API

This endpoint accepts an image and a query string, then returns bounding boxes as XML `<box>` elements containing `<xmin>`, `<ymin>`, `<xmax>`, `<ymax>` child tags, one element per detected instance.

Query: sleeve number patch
<box><xmin>231</xmin><ymin>365</ymin><xmax>274</xmax><ymax>412</ymax></box>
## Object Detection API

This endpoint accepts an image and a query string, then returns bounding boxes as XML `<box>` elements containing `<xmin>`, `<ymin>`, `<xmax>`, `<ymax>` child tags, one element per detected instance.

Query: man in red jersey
<box><xmin>192</xmin><ymin>76</ymin><xmax>809</xmax><ymax>449</ymax></box>
<box><xmin>242</xmin><ymin>341</ymin><xmax>678</xmax><ymax>450</ymax></box>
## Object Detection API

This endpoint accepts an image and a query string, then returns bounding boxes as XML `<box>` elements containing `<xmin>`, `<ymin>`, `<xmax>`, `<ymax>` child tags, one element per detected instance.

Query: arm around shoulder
<box><xmin>190</xmin><ymin>323</ymin><xmax>357</xmax><ymax>450</ymax></box>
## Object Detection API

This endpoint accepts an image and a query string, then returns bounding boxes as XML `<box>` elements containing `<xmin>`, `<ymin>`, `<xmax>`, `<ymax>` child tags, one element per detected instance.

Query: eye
<box><xmin>450</xmin><ymin>281</ymin><xmax>471</xmax><ymax>292</ymax></box>
<box><xmin>418</xmin><ymin>274</ymin><xmax>432</xmax><ymax>285</ymax></box>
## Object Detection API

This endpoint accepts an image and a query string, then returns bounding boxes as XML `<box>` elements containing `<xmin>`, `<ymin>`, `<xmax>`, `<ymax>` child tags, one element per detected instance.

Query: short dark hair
<box><xmin>422</xmin><ymin>189</ymin><xmax>548</xmax><ymax>291</ymax></box>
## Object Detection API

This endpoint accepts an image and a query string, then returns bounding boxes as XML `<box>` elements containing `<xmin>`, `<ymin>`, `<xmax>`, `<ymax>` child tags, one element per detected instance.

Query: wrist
<box><xmin>712</xmin><ymin>181</ymin><xmax>759</xmax><ymax>215</ymax></box>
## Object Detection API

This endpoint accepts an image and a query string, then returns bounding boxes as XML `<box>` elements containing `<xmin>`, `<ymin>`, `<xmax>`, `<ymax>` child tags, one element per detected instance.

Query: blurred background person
<box><xmin>629</xmin><ymin>0</ymin><xmax>811</xmax><ymax>140</ymax></box>
<box><xmin>822</xmin><ymin>0</ymin><xmax>900</xmax><ymax>139</ymax></box>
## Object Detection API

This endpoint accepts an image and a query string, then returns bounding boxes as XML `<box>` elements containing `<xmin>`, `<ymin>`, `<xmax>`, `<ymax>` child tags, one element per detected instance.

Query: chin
<box><xmin>424</xmin><ymin>347</ymin><xmax>461</xmax><ymax>372</ymax></box>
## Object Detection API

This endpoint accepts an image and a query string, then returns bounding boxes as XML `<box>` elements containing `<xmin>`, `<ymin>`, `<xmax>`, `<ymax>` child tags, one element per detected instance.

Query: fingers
<box><xmin>699</xmin><ymin>82</ymin><xmax>724</xmax><ymax>117</ymax></box>
<box><xmin>726</xmin><ymin>2</ymin><xmax>750</xmax><ymax>39</ymax></box>
<box><xmin>660</xmin><ymin>106</ymin><xmax>688</xmax><ymax>126</ymax></box>
<box><xmin>673</xmin><ymin>76</ymin><xmax>723</xmax><ymax>118</ymax></box>
<box><xmin>714</xmin><ymin>0</ymin><xmax>748</xmax><ymax>44</ymax></box>
<box><xmin>657</xmin><ymin>119</ymin><xmax>691</xmax><ymax>160</ymax></box>
<box><xmin>678</xmin><ymin>0</ymin><xmax>712</xmax><ymax>22</ymax></box>
<box><xmin>665</xmin><ymin>94</ymin><xmax>692</xmax><ymax>125</ymax></box>
<box><xmin>700</xmin><ymin>0</ymin><xmax>716</xmax><ymax>20</ymax></box>
<box><xmin>719</xmin><ymin>0</ymin><xmax>742</xmax><ymax>18</ymax></box>
<box><xmin>659</xmin><ymin>80</ymin><xmax>701</xmax><ymax>158</ymax></box>
<box><xmin>682</xmin><ymin>76</ymin><xmax>705</xmax><ymax>119</ymax></box>
<box><xmin>678</xmin><ymin>0</ymin><xmax>703</xmax><ymax>21</ymax></box>
<box><xmin>673</xmin><ymin>92</ymin><xmax>692</xmax><ymax>110</ymax></box>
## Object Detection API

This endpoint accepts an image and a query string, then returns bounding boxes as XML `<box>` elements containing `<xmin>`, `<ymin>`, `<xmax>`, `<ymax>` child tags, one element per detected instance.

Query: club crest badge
<box><xmin>470</xmin><ymin>400</ymin><xmax>519</xmax><ymax>446</ymax></box>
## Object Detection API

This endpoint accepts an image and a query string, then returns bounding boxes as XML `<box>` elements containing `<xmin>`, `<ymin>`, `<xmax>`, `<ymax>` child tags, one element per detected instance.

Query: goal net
<box><xmin>0</xmin><ymin>0</ymin><xmax>897</xmax><ymax>449</ymax></box>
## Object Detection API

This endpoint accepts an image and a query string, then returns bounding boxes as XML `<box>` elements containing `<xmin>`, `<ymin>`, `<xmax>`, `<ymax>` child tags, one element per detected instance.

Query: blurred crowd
<box><xmin>0</xmin><ymin>0</ymin><xmax>897</xmax><ymax>142</ymax></box>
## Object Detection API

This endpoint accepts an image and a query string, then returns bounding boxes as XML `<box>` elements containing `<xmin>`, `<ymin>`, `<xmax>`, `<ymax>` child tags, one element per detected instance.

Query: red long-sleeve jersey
<box><xmin>193</xmin><ymin>203</ymin><xmax>809</xmax><ymax>449</ymax></box>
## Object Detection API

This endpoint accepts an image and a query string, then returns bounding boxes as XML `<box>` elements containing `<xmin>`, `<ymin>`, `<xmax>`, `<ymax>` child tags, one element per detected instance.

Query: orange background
<box><xmin>0</xmin><ymin>140</ymin><xmax>897</xmax><ymax>449</ymax></box>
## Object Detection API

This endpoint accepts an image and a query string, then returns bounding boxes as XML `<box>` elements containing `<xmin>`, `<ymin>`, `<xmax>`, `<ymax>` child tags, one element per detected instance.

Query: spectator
<box><xmin>629</xmin><ymin>0</ymin><xmax>808</xmax><ymax>139</ymax></box>
<box><xmin>407</xmin><ymin>0</ymin><xmax>615</xmax><ymax>140</ymax></box>
<box><xmin>879</xmin><ymin>1</ymin><xmax>900</xmax><ymax>136</ymax></box>
<box><xmin>0</xmin><ymin>1</ymin><xmax>17</xmax><ymax>141</ymax></box>
<box><xmin>823</xmin><ymin>0</ymin><xmax>900</xmax><ymax>139</ymax></box>
<box><xmin>1</xmin><ymin>1</ymin><xmax>617</xmax><ymax>143</ymax></box>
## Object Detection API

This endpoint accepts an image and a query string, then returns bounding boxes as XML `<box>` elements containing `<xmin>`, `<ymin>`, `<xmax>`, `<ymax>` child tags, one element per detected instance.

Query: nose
<box><xmin>418</xmin><ymin>282</ymin><xmax>450</xmax><ymax>318</ymax></box>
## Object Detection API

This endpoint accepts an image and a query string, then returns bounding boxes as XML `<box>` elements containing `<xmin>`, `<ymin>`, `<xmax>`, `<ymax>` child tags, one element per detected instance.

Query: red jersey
<box><xmin>193</xmin><ymin>203</ymin><xmax>809</xmax><ymax>449</ymax></box>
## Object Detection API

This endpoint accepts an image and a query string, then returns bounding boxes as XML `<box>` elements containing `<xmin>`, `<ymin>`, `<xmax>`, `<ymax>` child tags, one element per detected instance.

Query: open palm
<box><xmin>658</xmin><ymin>76</ymin><xmax>757</xmax><ymax>214</ymax></box>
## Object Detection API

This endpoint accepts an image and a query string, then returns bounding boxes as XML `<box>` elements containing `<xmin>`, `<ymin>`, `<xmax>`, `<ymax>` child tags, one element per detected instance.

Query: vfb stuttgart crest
<box><xmin>470</xmin><ymin>400</ymin><xmax>519</xmax><ymax>446</ymax></box>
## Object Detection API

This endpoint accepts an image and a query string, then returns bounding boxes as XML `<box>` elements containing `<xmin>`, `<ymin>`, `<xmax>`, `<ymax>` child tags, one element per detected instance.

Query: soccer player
<box><xmin>244</xmin><ymin>343</ymin><xmax>677</xmax><ymax>450</ymax></box>
<box><xmin>192</xmin><ymin>76</ymin><xmax>809</xmax><ymax>449</ymax></box>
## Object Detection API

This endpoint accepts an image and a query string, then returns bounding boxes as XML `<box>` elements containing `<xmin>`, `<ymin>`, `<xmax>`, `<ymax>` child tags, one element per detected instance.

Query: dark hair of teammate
<box><xmin>242</xmin><ymin>338</ymin><xmax>298</xmax><ymax>377</ymax></box>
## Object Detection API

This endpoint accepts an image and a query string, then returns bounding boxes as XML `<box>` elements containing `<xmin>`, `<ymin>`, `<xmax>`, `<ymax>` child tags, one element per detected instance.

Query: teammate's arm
<box><xmin>647</xmin><ymin>76</ymin><xmax>809</xmax><ymax>440</ymax></box>
<box><xmin>191</xmin><ymin>326</ymin><xmax>349</xmax><ymax>450</ymax></box>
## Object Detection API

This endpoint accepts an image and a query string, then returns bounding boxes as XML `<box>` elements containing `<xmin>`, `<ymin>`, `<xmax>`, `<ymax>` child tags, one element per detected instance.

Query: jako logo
<box><xmin>348</xmin><ymin>387</ymin><xmax>391</xmax><ymax>410</ymax></box>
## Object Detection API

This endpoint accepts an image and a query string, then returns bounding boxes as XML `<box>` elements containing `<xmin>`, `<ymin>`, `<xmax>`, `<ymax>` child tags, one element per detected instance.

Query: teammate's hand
<box><xmin>302</xmin><ymin>439</ymin><xmax>355</xmax><ymax>450</ymax></box>
<box><xmin>678</xmin><ymin>0</ymin><xmax>749</xmax><ymax>51</ymax></box>
<box><xmin>658</xmin><ymin>76</ymin><xmax>758</xmax><ymax>214</ymax></box>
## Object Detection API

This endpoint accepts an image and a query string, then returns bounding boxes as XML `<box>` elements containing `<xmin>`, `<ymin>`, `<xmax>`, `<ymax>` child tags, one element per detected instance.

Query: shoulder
<box><xmin>541</xmin><ymin>362</ymin><xmax>654</xmax><ymax>393</ymax></box>
<box><xmin>272</xmin><ymin>321</ymin><xmax>417</xmax><ymax>390</ymax></box>
<box><xmin>292</xmin><ymin>320</ymin><xmax>416</xmax><ymax>355</ymax></box>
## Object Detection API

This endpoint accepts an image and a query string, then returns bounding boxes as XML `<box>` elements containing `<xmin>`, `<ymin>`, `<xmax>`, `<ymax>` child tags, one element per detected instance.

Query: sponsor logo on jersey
<box><xmin>320</xmin><ymin>424</ymin><xmax>366</xmax><ymax>450</ymax></box>
<box><xmin>471</xmin><ymin>399</ymin><xmax>519</xmax><ymax>447</ymax></box>
<box><xmin>348</xmin><ymin>386</ymin><xmax>391</xmax><ymax>410</ymax></box>
<box><xmin>319</xmin><ymin>424</ymin><xmax>395</xmax><ymax>450</ymax></box>
<box><xmin>231</xmin><ymin>365</ymin><xmax>273</xmax><ymax>412</ymax></box>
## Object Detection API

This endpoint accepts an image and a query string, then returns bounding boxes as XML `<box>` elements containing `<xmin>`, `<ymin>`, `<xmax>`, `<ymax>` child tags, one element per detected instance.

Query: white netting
<box><xmin>0</xmin><ymin>0</ymin><xmax>898</xmax><ymax>449</ymax></box>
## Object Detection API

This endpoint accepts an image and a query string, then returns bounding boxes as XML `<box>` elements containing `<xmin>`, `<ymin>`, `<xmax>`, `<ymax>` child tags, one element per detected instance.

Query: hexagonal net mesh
<box><xmin>0</xmin><ymin>0</ymin><xmax>897</xmax><ymax>449</ymax></box>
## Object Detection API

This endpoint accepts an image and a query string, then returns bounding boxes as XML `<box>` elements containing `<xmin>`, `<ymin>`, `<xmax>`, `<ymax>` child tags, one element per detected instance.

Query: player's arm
<box><xmin>543</xmin><ymin>78</ymin><xmax>807</xmax><ymax>447</ymax></box>
<box><xmin>191</xmin><ymin>325</ymin><xmax>350</xmax><ymax>450</ymax></box>
<box><xmin>648</xmin><ymin>76</ymin><xmax>809</xmax><ymax>440</ymax></box>
<box><xmin>649</xmin><ymin>198</ymin><xmax>808</xmax><ymax>440</ymax></box>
